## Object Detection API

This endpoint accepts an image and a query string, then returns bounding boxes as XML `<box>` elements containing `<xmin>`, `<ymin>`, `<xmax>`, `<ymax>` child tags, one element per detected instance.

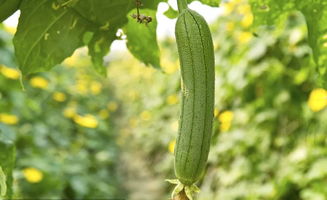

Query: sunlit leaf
<box><xmin>124</xmin><ymin>9</ymin><xmax>161</xmax><ymax>69</ymax></box>
<box><xmin>13</xmin><ymin>0</ymin><xmax>94</xmax><ymax>74</ymax></box>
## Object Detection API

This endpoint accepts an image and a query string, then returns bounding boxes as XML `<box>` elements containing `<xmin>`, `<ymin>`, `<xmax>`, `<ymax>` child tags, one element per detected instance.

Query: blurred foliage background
<box><xmin>0</xmin><ymin>0</ymin><xmax>327</xmax><ymax>199</ymax></box>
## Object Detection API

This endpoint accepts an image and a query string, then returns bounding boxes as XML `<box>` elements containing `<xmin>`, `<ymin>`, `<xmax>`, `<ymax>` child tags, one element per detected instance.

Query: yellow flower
<box><xmin>241</xmin><ymin>13</ymin><xmax>253</xmax><ymax>28</ymax></box>
<box><xmin>63</xmin><ymin>107</ymin><xmax>76</xmax><ymax>118</ymax></box>
<box><xmin>222</xmin><ymin>1</ymin><xmax>235</xmax><ymax>15</ymax></box>
<box><xmin>0</xmin><ymin>65</ymin><xmax>20</xmax><ymax>80</ymax></box>
<box><xmin>162</xmin><ymin>60</ymin><xmax>179</xmax><ymax>74</ymax></box>
<box><xmin>107</xmin><ymin>101</ymin><xmax>118</xmax><ymax>112</ymax></box>
<box><xmin>237</xmin><ymin>3</ymin><xmax>251</xmax><ymax>15</ymax></box>
<box><xmin>90</xmin><ymin>81</ymin><xmax>102</xmax><ymax>95</ymax></box>
<box><xmin>214</xmin><ymin>108</ymin><xmax>220</xmax><ymax>117</ymax></box>
<box><xmin>237</xmin><ymin>31</ymin><xmax>252</xmax><ymax>44</ymax></box>
<box><xmin>220</xmin><ymin>122</ymin><xmax>232</xmax><ymax>132</ymax></box>
<box><xmin>53</xmin><ymin>92</ymin><xmax>66</xmax><ymax>102</ymax></box>
<box><xmin>168</xmin><ymin>140</ymin><xmax>176</xmax><ymax>154</ymax></box>
<box><xmin>140</xmin><ymin>111</ymin><xmax>151</xmax><ymax>121</ymax></box>
<box><xmin>30</xmin><ymin>77</ymin><xmax>49</xmax><ymax>89</ymax></box>
<box><xmin>98</xmin><ymin>109</ymin><xmax>109</xmax><ymax>119</ymax></box>
<box><xmin>219</xmin><ymin>111</ymin><xmax>234</xmax><ymax>123</ymax></box>
<box><xmin>23</xmin><ymin>168</ymin><xmax>43</xmax><ymax>183</ymax></box>
<box><xmin>219</xmin><ymin>111</ymin><xmax>234</xmax><ymax>132</ymax></box>
<box><xmin>0</xmin><ymin>113</ymin><xmax>19</xmax><ymax>125</ymax></box>
<box><xmin>308</xmin><ymin>88</ymin><xmax>327</xmax><ymax>112</ymax></box>
<box><xmin>75</xmin><ymin>80</ymin><xmax>88</xmax><ymax>95</ymax></box>
<box><xmin>166</xmin><ymin>95</ymin><xmax>179</xmax><ymax>105</ymax></box>
<box><xmin>73</xmin><ymin>114</ymin><xmax>98</xmax><ymax>128</ymax></box>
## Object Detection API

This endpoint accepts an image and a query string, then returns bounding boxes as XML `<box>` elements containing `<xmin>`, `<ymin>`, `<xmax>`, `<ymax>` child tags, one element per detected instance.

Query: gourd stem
<box><xmin>177</xmin><ymin>0</ymin><xmax>188</xmax><ymax>13</ymax></box>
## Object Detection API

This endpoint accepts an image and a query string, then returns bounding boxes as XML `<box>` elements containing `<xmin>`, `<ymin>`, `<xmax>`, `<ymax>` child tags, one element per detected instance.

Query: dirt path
<box><xmin>119</xmin><ymin>149</ymin><xmax>165</xmax><ymax>200</ymax></box>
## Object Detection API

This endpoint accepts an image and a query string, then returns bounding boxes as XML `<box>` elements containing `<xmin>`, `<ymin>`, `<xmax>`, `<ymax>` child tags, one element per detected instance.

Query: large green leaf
<box><xmin>142</xmin><ymin>0</ymin><xmax>167</xmax><ymax>9</ymax></box>
<box><xmin>13</xmin><ymin>0</ymin><xmax>94</xmax><ymax>74</ymax></box>
<box><xmin>124</xmin><ymin>9</ymin><xmax>160</xmax><ymax>69</ymax></box>
<box><xmin>0</xmin><ymin>140</ymin><xmax>15</xmax><ymax>199</ymax></box>
<box><xmin>0</xmin><ymin>0</ymin><xmax>21</xmax><ymax>22</ymax></box>
<box><xmin>72</xmin><ymin>0</ymin><xmax>133</xmax><ymax>26</ymax></box>
<box><xmin>72</xmin><ymin>0</ymin><xmax>134</xmax><ymax>76</ymax></box>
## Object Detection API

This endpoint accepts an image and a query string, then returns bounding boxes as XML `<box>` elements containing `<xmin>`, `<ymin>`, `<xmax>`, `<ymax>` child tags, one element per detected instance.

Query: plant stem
<box><xmin>177</xmin><ymin>0</ymin><xmax>188</xmax><ymax>13</ymax></box>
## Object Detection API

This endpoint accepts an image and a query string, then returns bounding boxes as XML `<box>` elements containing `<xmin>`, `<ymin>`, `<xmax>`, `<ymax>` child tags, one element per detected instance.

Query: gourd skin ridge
<box><xmin>174</xmin><ymin>8</ymin><xmax>215</xmax><ymax>186</ymax></box>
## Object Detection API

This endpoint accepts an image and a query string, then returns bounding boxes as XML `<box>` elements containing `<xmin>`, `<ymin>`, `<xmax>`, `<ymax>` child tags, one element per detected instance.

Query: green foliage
<box><xmin>105</xmin><ymin>1</ymin><xmax>327</xmax><ymax>199</ymax></box>
<box><xmin>13</xmin><ymin>0</ymin><xmax>94</xmax><ymax>74</ymax></box>
<box><xmin>0</xmin><ymin>0</ymin><xmax>326</xmax><ymax>199</ymax></box>
<box><xmin>11</xmin><ymin>0</ymin><xmax>160</xmax><ymax>75</ymax></box>
<box><xmin>87</xmin><ymin>30</ymin><xmax>115</xmax><ymax>76</ymax></box>
<box><xmin>164</xmin><ymin>6</ymin><xmax>179</xmax><ymax>19</ymax></box>
<box><xmin>6</xmin><ymin>0</ymin><xmax>220</xmax><ymax>76</ymax></box>
<box><xmin>0</xmin><ymin>28</ymin><xmax>125</xmax><ymax>199</ymax></box>
<box><xmin>199</xmin><ymin>4</ymin><xmax>327</xmax><ymax>198</ymax></box>
<box><xmin>3</xmin><ymin>0</ymin><xmax>325</xmax><ymax>86</ymax></box>
<box><xmin>0</xmin><ymin>0</ymin><xmax>21</xmax><ymax>22</ymax></box>
<box><xmin>124</xmin><ymin>9</ymin><xmax>161</xmax><ymax>69</ymax></box>
<box><xmin>249</xmin><ymin>0</ymin><xmax>327</xmax><ymax>86</ymax></box>
<box><xmin>0</xmin><ymin>140</ymin><xmax>15</xmax><ymax>199</ymax></box>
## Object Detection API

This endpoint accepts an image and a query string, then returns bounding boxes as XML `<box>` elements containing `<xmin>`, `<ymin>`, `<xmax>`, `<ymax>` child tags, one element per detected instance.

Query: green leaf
<box><xmin>87</xmin><ymin>30</ymin><xmax>116</xmax><ymax>76</ymax></box>
<box><xmin>11</xmin><ymin>0</ymin><xmax>218</xmax><ymax>75</ymax></box>
<box><xmin>72</xmin><ymin>0</ymin><xmax>134</xmax><ymax>76</ymax></box>
<box><xmin>142</xmin><ymin>0</ymin><xmax>168</xmax><ymax>10</ymax></box>
<box><xmin>0</xmin><ymin>140</ymin><xmax>15</xmax><ymax>199</ymax></box>
<box><xmin>124</xmin><ymin>9</ymin><xmax>161</xmax><ymax>69</ymax></box>
<box><xmin>72</xmin><ymin>0</ymin><xmax>133</xmax><ymax>26</ymax></box>
<box><xmin>0</xmin><ymin>0</ymin><xmax>21</xmax><ymax>22</ymax></box>
<box><xmin>164</xmin><ymin>6</ymin><xmax>179</xmax><ymax>19</ymax></box>
<box><xmin>13</xmin><ymin>0</ymin><xmax>94</xmax><ymax>75</ymax></box>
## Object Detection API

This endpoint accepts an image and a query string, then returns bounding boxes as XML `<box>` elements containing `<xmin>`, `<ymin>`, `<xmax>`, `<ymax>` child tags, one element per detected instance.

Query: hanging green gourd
<box><xmin>167</xmin><ymin>0</ymin><xmax>215</xmax><ymax>199</ymax></box>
